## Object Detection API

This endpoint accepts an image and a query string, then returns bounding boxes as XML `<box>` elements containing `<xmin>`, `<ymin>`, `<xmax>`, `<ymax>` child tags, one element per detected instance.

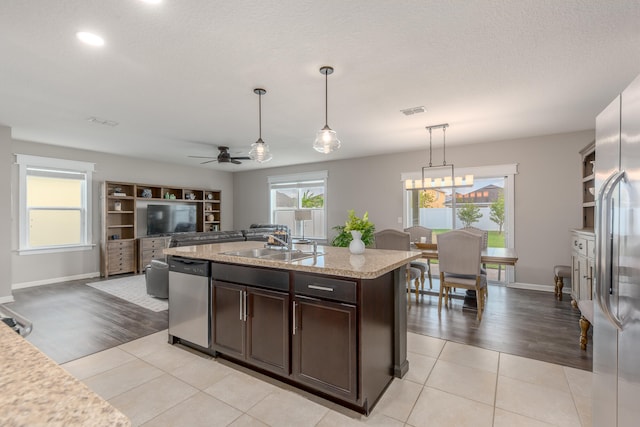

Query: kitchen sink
<box><xmin>222</xmin><ymin>248</ymin><xmax>285</xmax><ymax>258</ymax></box>
<box><xmin>222</xmin><ymin>248</ymin><xmax>324</xmax><ymax>262</ymax></box>
<box><xmin>261</xmin><ymin>251</ymin><xmax>324</xmax><ymax>262</ymax></box>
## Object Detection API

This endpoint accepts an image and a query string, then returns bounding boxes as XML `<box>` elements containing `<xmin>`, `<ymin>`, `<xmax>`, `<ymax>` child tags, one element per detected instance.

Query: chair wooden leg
<box><xmin>427</xmin><ymin>261</ymin><xmax>433</xmax><ymax>289</ymax></box>
<box><xmin>580</xmin><ymin>315</ymin><xmax>591</xmax><ymax>350</ymax></box>
<box><xmin>557</xmin><ymin>277</ymin><xmax>564</xmax><ymax>301</ymax></box>
<box><xmin>476</xmin><ymin>287</ymin><xmax>482</xmax><ymax>321</ymax></box>
<box><xmin>438</xmin><ymin>274</ymin><xmax>444</xmax><ymax>314</ymax></box>
<box><xmin>406</xmin><ymin>269</ymin><xmax>411</xmax><ymax>309</ymax></box>
<box><xmin>415</xmin><ymin>278</ymin><xmax>420</xmax><ymax>302</ymax></box>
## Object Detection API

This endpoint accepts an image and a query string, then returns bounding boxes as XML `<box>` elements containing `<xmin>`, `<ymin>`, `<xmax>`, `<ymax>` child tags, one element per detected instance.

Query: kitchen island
<box><xmin>164</xmin><ymin>241</ymin><xmax>420</xmax><ymax>414</ymax></box>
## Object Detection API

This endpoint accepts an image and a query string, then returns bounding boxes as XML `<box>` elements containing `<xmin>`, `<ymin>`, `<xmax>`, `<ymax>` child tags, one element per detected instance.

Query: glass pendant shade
<box><xmin>314</xmin><ymin>66</ymin><xmax>341</xmax><ymax>154</ymax></box>
<box><xmin>249</xmin><ymin>88</ymin><xmax>272</xmax><ymax>163</ymax></box>
<box><xmin>249</xmin><ymin>138</ymin><xmax>272</xmax><ymax>163</ymax></box>
<box><xmin>313</xmin><ymin>125</ymin><xmax>341</xmax><ymax>154</ymax></box>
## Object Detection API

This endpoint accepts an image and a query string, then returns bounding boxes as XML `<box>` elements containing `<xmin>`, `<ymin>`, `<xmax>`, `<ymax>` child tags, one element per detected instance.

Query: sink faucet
<box><xmin>266</xmin><ymin>230</ymin><xmax>292</xmax><ymax>251</ymax></box>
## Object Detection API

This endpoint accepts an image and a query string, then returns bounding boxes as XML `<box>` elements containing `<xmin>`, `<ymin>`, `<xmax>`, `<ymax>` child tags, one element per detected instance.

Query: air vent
<box><xmin>400</xmin><ymin>106</ymin><xmax>426</xmax><ymax>116</ymax></box>
<box><xmin>87</xmin><ymin>116</ymin><xmax>119</xmax><ymax>127</ymax></box>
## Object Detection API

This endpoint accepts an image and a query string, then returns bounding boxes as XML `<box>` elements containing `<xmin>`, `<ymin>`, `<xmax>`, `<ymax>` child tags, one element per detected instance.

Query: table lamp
<box><xmin>294</xmin><ymin>209</ymin><xmax>312</xmax><ymax>243</ymax></box>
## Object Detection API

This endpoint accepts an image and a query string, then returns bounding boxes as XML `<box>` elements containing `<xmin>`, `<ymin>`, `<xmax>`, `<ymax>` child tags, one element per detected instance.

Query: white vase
<box><xmin>349</xmin><ymin>230</ymin><xmax>366</xmax><ymax>254</ymax></box>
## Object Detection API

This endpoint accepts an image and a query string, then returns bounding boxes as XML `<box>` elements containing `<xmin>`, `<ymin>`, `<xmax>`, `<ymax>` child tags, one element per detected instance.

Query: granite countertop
<box><xmin>0</xmin><ymin>322</ymin><xmax>130</xmax><ymax>427</ymax></box>
<box><xmin>164</xmin><ymin>241</ymin><xmax>421</xmax><ymax>279</ymax></box>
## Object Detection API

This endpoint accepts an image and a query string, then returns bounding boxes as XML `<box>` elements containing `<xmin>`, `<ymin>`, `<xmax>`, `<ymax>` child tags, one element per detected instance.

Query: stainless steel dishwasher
<box><xmin>168</xmin><ymin>256</ymin><xmax>210</xmax><ymax>348</ymax></box>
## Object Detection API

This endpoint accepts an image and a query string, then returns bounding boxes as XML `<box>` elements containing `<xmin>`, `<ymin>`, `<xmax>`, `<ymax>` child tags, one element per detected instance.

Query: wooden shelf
<box><xmin>102</xmin><ymin>180</ymin><xmax>222</xmax><ymax>278</ymax></box>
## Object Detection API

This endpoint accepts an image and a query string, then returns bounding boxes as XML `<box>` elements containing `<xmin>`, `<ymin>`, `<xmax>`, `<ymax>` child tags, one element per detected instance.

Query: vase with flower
<box><xmin>331</xmin><ymin>210</ymin><xmax>375</xmax><ymax>254</ymax></box>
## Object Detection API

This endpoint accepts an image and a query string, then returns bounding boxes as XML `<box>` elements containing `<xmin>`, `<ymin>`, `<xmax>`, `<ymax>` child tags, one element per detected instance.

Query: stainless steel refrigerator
<box><xmin>593</xmin><ymin>73</ymin><xmax>640</xmax><ymax>426</ymax></box>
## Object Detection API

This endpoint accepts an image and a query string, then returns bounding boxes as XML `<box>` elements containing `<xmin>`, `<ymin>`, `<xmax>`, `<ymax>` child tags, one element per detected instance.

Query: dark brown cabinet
<box><xmin>211</xmin><ymin>264</ymin><xmax>290</xmax><ymax>376</ymax></box>
<box><xmin>292</xmin><ymin>296</ymin><xmax>357</xmax><ymax>402</ymax></box>
<box><xmin>207</xmin><ymin>261</ymin><xmax>396</xmax><ymax>415</ymax></box>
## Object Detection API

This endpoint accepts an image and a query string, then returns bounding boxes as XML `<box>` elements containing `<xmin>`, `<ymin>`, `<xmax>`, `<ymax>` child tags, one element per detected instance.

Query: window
<box><xmin>16</xmin><ymin>155</ymin><xmax>94</xmax><ymax>254</ymax></box>
<box><xmin>402</xmin><ymin>164</ymin><xmax>517</xmax><ymax>283</ymax></box>
<box><xmin>268</xmin><ymin>171</ymin><xmax>328</xmax><ymax>240</ymax></box>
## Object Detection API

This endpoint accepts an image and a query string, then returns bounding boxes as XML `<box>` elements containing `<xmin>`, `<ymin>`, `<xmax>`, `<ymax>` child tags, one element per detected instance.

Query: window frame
<box><xmin>267</xmin><ymin>170</ymin><xmax>328</xmax><ymax>240</ymax></box>
<box><xmin>16</xmin><ymin>154</ymin><xmax>95</xmax><ymax>255</ymax></box>
<box><xmin>402</xmin><ymin>163</ymin><xmax>518</xmax><ymax>282</ymax></box>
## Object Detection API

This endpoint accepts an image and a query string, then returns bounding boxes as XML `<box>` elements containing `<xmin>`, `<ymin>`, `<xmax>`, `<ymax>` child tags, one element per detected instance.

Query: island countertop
<box><xmin>0</xmin><ymin>322</ymin><xmax>130</xmax><ymax>427</ymax></box>
<box><xmin>164</xmin><ymin>241</ymin><xmax>421</xmax><ymax>279</ymax></box>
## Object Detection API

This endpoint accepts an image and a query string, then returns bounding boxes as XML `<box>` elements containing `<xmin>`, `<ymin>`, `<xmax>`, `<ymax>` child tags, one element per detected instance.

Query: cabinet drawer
<box><xmin>211</xmin><ymin>263</ymin><xmax>289</xmax><ymax>292</ymax></box>
<box><xmin>142</xmin><ymin>249</ymin><xmax>164</xmax><ymax>259</ymax></box>
<box><xmin>572</xmin><ymin>237</ymin><xmax>588</xmax><ymax>257</ymax></box>
<box><xmin>108</xmin><ymin>259</ymin><xmax>134</xmax><ymax>272</ymax></box>
<box><xmin>109</xmin><ymin>251</ymin><xmax>134</xmax><ymax>264</ymax></box>
<box><xmin>107</xmin><ymin>240</ymin><xmax>135</xmax><ymax>251</ymax></box>
<box><xmin>140</xmin><ymin>238</ymin><xmax>169</xmax><ymax>251</ymax></box>
<box><xmin>294</xmin><ymin>273</ymin><xmax>357</xmax><ymax>304</ymax></box>
<box><xmin>586</xmin><ymin>237</ymin><xmax>595</xmax><ymax>260</ymax></box>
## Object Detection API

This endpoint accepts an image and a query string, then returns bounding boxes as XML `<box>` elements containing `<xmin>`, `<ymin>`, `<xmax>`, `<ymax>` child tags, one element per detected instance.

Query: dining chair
<box><xmin>374</xmin><ymin>229</ymin><xmax>422</xmax><ymax>306</ymax></box>
<box><xmin>436</xmin><ymin>229</ymin><xmax>488</xmax><ymax>320</ymax></box>
<box><xmin>403</xmin><ymin>226</ymin><xmax>433</xmax><ymax>290</ymax></box>
<box><xmin>460</xmin><ymin>226</ymin><xmax>494</xmax><ymax>288</ymax></box>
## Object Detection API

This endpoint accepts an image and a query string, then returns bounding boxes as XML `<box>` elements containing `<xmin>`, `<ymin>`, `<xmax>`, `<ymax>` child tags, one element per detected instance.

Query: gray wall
<box><xmin>7</xmin><ymin>136</ymin><xmax>234</xmax><ymax>293</ymax></box>
<box><xmin>0</xmin><ymin>126</ymin><xmax>12</xmax><ymax>302</ymax></box>
<box><xmin>234</xmin><ymin>130</ymin><xmax>593</xmax><ymax>287</ymax></box>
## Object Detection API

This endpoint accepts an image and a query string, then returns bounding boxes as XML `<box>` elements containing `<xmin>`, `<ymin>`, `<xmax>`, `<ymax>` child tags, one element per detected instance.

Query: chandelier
<box><xmin>405</xmin><ymin>123</ymin><xmax>474</xmax><ymax>190</ymax></box>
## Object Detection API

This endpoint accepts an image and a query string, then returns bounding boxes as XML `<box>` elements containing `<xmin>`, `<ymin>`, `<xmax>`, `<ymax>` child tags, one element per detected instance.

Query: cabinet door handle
<box><xmin>243</xmin><ymin>291</ymin><xmax>247</xmax><ymax>322</ymax></box>
<box><xmin>292</xmin><ymin>301</ymin><xmax>297</xmax><ymax>335</ymax></box>
<box><xmin>239</xmin><ymin>291</ymin><xmax>244</xmax><ymax>321</ymax></box>
<box><xmin>578</xmin><ymin>243</ymin><xmax>583</xmax><ymax>250</ymax></box>
<box><xmin>308</xmin><ymin>284</ymin><xmax>334</xmax><ymax>292</ymax></box>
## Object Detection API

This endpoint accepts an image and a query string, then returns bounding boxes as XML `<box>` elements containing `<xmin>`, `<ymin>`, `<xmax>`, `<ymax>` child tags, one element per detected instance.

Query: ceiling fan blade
<box><xmin>230</xmin><ymin>159</ymin><xmax>242</xmax><ymax>164</ymax></box>
<box><xmin>231</xmin><ymin>156</ymin><xmax>251</xmax><ymax>160</ymax></box>
<box><xmin>189</xmin><ymin>155</ymin><xmax>216</xmax><ymax>159</ymax></box>
<box><xmin>200</xmin><ymin>159</ymin><xmax>217</xmax><ymax>164</ymax></box>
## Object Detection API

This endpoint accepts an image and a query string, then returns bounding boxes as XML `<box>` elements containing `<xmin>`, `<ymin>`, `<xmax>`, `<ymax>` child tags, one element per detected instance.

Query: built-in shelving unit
<box><xmin>570</xmin><ymin>141</ymin><xmax>596</xmax><ymax>306</ymax></box>
<box><xmin>101</xmin><ymin>181</ymin><xmax>221</xmax><ymax>277</ymax></box>
<box><xmin>580</xmin><ymin>141</ymin><xmax>596</xmax><ymax>229</ymax></box>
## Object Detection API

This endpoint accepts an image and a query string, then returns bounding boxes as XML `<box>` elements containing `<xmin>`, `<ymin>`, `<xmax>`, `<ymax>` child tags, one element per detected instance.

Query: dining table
<box><xmin>413</xmin><ymin>243</ymin><xmax>519</xmax><ymax>309</ymax></box>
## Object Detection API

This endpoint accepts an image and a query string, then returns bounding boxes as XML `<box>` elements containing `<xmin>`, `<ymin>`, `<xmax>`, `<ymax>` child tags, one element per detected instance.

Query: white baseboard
<box><xmin>12</xmin><ymin>272</ymin><xmax>101</xmax><ymax>290</ymax></box>
<box><xmin>0</xmin><ymin>295</ymin><xmax>15</xmax><ymax>304</ymax></box>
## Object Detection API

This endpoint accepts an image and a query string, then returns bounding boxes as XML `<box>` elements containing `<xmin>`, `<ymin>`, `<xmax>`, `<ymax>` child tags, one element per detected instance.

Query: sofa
<box><xmin>145</xmin><ymin>224</ymin><xmax>289</xmax><ymax>298</ymax></box>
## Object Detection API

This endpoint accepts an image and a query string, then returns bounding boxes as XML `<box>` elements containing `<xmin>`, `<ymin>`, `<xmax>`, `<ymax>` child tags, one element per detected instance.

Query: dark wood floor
<box><xmin>407</xmin><ymin>284</ymin><xmax>592</xmax><ymax>371</ymax></box>
<box><xmin>6</xmin><ymin>275</ymin><xmax>591</xmax><ymax>371</ymax></box>
<box><xmin>5</xmin><ymin>275</ymin><xmax>167</xmax><ymax>364</ymax></box>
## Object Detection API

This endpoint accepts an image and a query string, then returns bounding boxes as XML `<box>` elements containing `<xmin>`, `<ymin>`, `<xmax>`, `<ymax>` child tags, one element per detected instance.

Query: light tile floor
<box><xmin>62</xmin><ymin>331</ymin><xmax>592</xmax><ymax>427</ymax></box>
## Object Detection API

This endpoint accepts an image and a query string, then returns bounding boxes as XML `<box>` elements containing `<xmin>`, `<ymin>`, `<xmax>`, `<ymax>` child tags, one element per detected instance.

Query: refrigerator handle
<box><xmin>596</xmin><ymin>170</ymin><xmax>626</xmax><ymax>331</ymax></box>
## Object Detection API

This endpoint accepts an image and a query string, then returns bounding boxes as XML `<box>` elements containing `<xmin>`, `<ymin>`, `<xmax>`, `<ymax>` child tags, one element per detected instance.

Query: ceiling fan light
<box><xmin>249</xmin><ymin>139</ymin><xmax>272</xmax><ymax>163</ymax></box>
<box><xmin>313</xmin><ymin>125</ymin><xmax>341</xmax><ymax>154</ymax></box>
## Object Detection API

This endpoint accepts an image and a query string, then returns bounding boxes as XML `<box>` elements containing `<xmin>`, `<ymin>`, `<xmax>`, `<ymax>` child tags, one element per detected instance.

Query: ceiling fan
<box><xmin>189</xmin><ymin>146</ymin><xmax>251</xmax><ymax>165</ymax></box>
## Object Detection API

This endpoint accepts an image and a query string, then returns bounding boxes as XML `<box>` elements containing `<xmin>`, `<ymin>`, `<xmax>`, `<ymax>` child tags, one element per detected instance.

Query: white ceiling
<box><xmin>1</xmin><ymin>1</ymin><xmax>640</xmax><ymax>171</ymax></box>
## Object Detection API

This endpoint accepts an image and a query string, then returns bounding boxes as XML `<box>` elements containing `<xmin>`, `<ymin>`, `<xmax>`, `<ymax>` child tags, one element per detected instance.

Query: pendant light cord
<box><xmin>258</xmin><ymin>91</ymin><xmax>262</xmax><ymax>140</ymax></box>
<box><xmin>442</xmin><ymin>126</ymin><xmax>447</xmax><ymax>166</ymax></box>
<box><xmin>324</xmin><ymin>70</ymin><xmax>329</xmax><ymax>127</ymax></box>
<box><xmin>428</xmin><ymin>128</ymin><xmax>433</xmax><ymax>167</ymax></box>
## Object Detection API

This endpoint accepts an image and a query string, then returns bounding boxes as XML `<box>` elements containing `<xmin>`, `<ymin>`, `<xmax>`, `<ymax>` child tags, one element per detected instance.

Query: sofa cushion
<box><xmin>168</xmin><ymin>230</ymin><xmax>245</xmax><ymax>247</ymax></box>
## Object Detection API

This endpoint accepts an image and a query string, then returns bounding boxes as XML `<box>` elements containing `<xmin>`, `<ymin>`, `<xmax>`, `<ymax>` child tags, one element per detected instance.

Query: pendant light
<box><xmin>313</xmin><ymin>66</ymin><xmax>341</xmax><ymax>154</ymax></box>
<box><xmin>249</xmin><ymin>88</ymin><xmax>273</xmax><ymax>163</ymax></box>
<box><xmin>405</xmin><ymin>123</ymin><xmax>474</xmax><ymax>190</ymax></box>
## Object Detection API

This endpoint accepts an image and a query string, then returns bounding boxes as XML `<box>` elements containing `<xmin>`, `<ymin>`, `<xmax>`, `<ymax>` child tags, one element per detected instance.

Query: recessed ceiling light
<box><xmin>76</xmin><ymin>31</ymin><xmax>105</xmax><ymax>47</ymax></box>
<box><xmin>140</xmin><ymin>0</ymin><xmax>162</xmax><ymax>4</ymax></box>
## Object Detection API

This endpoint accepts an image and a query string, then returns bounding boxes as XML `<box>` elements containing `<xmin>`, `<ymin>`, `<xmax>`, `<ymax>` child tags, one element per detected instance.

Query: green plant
<box><xmin>331</xmin><ymin>210</ymin><xmax>375</xmax><ymax>247</ymax></box>
<box><xmin>456</xmin><ymin>202</ymin><xmax>482</xmax><ymax>228</ymax></box>
<box><xmin>301</xmin><ymin>190</ymin><xmax>324</xmax><ymax>208</ymax></box>
<box><xmin>490</xmin><ymin>194</ymin><xmax>505</xmax><ymax>234</ymax></box>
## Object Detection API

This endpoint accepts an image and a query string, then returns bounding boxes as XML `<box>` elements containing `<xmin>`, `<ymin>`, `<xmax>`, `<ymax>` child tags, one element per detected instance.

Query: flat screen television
<box><xmin>147</xmin><ymin>204</ymin><xmax>197</xmax><ymax>235</ymax></box>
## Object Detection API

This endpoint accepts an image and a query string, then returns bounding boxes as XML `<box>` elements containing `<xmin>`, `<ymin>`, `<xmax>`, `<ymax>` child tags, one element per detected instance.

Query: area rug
<box><xmin>87</xmin><ymin>275</ymin><xmax>168</xmax><ymax>312</ymax></box>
